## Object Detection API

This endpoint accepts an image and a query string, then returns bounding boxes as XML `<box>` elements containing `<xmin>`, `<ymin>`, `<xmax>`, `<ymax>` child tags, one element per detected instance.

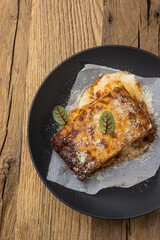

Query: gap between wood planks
<box><xmin>101</xmin><ymin>0</ymin><xmax>160</xmax><ymax>240</ymax></box>
<box><xmin>0</xmin><ymin>0</ymin><xmax>32</xmax><ymax>238</ymax></box>
<box><xmin>0</xmin><ymin>0</ymin><xmax>160</xmax><ymax>239</ymax></box>
<box><xmin>0</xmin><ymin>0</ymin><xmax>20</xmax><ymax>227</ymax></box>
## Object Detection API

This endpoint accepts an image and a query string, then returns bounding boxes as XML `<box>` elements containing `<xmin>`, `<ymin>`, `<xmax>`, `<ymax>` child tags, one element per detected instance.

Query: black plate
<box><xmin>28</xmin><ymin>45</ymin><xmax>160</xmax><ymax>219</ymax></box>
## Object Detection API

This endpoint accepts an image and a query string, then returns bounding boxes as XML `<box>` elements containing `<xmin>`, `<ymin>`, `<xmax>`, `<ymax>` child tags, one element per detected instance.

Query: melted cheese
<box><xmin>51</xmin><ymin>86</ymin><xmax>154</xmax><ymax>181</ymax></box>
<box><xmin>67</xmin><ymin>72</ymin><xmax>155</xmax><ymax>174</ymax></box>
<box><xmin>79</xmin><ymin>72</ymin><xmax>144</xmax><ymax>107</ymax></box>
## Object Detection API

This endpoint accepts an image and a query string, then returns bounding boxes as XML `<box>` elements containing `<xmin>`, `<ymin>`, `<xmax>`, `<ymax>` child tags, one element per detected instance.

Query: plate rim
<box><xmin>27</xmin><ymin>45</ymin><xmax>160</xmax><ymax>220</ymax></box>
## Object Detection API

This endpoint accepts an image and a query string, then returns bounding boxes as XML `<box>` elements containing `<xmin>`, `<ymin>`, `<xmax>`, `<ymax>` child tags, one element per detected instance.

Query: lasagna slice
<box><xmin>51</xmin><ymin>87</ymin><xmax>154</xmax><ymax>181</ymax></box>
<box><xmin>79</xmin><ymin>72</ymin><xmax>144</xmax><ymax>107</ymax></box>
<box><xmin>68</xmin><ymin>72</ymin><xmax>154</xmax><ymax>161</ymax></box>
<box><xmin>69</xmin><ymin>72</ymin><xmax>148</xmax><ymax>120</ymax></box>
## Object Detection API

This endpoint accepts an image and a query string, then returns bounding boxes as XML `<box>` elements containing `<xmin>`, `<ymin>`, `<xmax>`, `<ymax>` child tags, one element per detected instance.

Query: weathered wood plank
<box><xmin>0</xmin><ymin>0</ymin><xmax>32</xmax><ymax>239</ymax></box>
<box><xmin>91</xmin><ymin>219</ymin><xmax>126</xmax><ymax>240</ymax></box>
<box><xmin>14</xmin><ymin>1</ymin><xmax>103</xmax><ymax>239</ymax></box>
<box><xmin>96</xmin><ymin>0</ymin><xmax>141</xmax><ymax>239</ymax></box>
<box><xmin>0</xmin><ymin>0</ymin><xmax>18</xmax><ymax>153</ymax></box>
<box><xmin>101</xmin><ymin>1</ymin><xmax>160</xmax><ymax>240</ymax></box>
<box><xmin>1</xmin><ymin>0</ymin><xmax>160</xmax><ymax>239</ymax></box>
<box><xmin>128</xmin><ymin>0</ymin><xmax>160</xmax><ymax>238</ymax></box>
<box><xmin>139</xmin><ymin>0</ymin><xmax>160</xmax><ymax>54</ymax></box>
<box><xmin>102</xmin><ymin>0</ymin><xmax>140</xmax><ymax>46</ymax></box>
<box><xmin>0</xmin><ymin>2</ymin><xmax>18</xmax><ymax>228</ymax></box>
<box><xmin>128</xmin><ymin>210</ymin><xmax>160</xmax><ymax>240</ymax></box>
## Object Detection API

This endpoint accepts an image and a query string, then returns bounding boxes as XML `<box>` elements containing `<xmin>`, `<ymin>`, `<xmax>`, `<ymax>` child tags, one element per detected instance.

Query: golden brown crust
<box><xmin>51</xmin><ymin>87</ymin><xmax>155</xmax><ymax>181</ymax></box>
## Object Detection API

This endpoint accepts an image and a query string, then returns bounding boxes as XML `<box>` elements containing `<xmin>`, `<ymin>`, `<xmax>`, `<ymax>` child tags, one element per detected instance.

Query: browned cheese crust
<box><xmin>51</xmin><ymin>87</ymin><xmax>155</xmax><ymax>181</ymax></box>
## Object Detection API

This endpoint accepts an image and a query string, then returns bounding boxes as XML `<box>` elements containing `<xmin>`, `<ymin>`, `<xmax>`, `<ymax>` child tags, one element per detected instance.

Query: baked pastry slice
<box><xmin>51</xmin><ymin>87</ymin><xmax>154</xmax><ymax>181</ymax></box>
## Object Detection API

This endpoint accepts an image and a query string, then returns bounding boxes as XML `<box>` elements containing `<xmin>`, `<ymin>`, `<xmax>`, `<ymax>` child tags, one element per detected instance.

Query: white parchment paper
<box><xmin>47</xmin><ymin>64</ymin><xmax>160</xmax><ymax>194</ymax></box>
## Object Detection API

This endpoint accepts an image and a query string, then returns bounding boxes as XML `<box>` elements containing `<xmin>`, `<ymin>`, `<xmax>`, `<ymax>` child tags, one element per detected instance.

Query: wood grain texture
<box><xmin>9</xmin><ymin>0</ymin><xmax>102</xmax><ymax>240</ymax></box>
<box><xmin>0</xmin><ymin>0</ymin><xmax>160</xmax><ymax>239</ymax></box>
<box><xmin>0</xmin><ymin>0</ymin><xmax>32</xmax><ymax>239</ymax></box>
<box><xmin>102</xmin><ymin>1</ymin><xmax>160</xmax><ymax>240</ymax></box>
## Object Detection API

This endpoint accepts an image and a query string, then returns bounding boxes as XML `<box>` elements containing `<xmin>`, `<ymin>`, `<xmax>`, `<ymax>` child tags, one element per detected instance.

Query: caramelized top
<box><xmin>52</xmin><ymin>87</ymin><xmax>153</xmax><ymax>171</ymax></box>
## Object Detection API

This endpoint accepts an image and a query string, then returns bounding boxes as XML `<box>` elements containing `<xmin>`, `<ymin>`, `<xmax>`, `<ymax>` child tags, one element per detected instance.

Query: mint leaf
<box><xmin>100</xmin><ymin>110</ymin><xmax>114</xmax><ymax>134</ymax></box>
<box><xmin>53</xmin><ymin>105</ymin><xmax>68</xmax><ymax>125</ymax></box>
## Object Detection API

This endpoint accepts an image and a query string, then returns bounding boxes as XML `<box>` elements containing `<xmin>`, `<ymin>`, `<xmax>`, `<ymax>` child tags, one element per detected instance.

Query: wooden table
<box><xmin>0</xmin><ymin>0</ymin><xmax>160</xmax><ymax>239</ymax></box>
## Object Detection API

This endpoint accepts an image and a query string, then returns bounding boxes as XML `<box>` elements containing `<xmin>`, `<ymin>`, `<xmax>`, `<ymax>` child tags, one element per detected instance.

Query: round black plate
<box><xmin>28</xmin><ymin>45</ymin><xmax>160</xmax><ymax>219</ymax></box>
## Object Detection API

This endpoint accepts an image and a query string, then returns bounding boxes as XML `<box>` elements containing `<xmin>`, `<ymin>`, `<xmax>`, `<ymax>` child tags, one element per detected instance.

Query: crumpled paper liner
<box><xmin>47</xmin><ymin>64</ymin><xmax>160</xmax><ymax>194</ymax></box>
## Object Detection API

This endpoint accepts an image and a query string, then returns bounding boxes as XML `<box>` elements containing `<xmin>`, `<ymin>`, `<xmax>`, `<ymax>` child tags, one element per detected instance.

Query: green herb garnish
<box><xmin>100</xmin><ymin>110</ymin><xmax>114</xmax><ymax>134</ymax></box>
<box><xmin>53</xmin><ymin>105</ymin><xmax>68</xmax><ymax>125</ymax></box>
